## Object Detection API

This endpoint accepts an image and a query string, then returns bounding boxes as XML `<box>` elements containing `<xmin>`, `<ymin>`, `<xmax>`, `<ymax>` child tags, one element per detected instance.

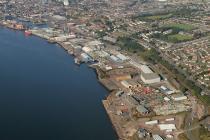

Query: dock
<box><xmin>102</xmin><ymin>99</ymin><xmax>127</xmax><ymax>140</ymax></box>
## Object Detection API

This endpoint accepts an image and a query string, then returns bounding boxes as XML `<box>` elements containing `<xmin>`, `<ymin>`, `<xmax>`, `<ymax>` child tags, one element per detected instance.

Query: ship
<box><xmin>74</xmin><ymin>58</ymin><xmax>80</xmax><ymax>65</ymax></box>
<box><xmin>24</xmin><ymin>30</ymin><xmax>32</xmax><ymax>36</ymax></box>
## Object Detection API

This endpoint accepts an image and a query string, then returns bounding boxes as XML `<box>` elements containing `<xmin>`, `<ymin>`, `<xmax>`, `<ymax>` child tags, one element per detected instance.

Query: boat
<box><xmin>74</xmin><ymin>58</ymin><xmax>80</xmax><ymax>65</ymax></box>
<box><xmin>24</xmin><ymin>30</ymin><xmax>32</xmax><ymax>36</ymax></box>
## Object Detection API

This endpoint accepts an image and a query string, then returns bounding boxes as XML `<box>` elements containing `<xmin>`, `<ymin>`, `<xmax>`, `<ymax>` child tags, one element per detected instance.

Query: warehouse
<box><xmin>95</xmin><ymin>50</ymin><xmax>109</xmax><ymax>58</ymax></box>
<box><xmin>141</xmin><ymin>73</ymin><xmax>161</xmax><ymax>84</ymax></box>
<box><xmin>82</xmin><ymin>46</ymin><xmax>93</xmax><ymax>53</ymax></box>
<box><xmin>80</xmin><ymin>53</ymin><xmax>93</xmax><ymax>63</ymax></box>
<box><xmin>158</xmin><ymin>124</ymin><xmax>176</xmax><ymax>130</ymax></box>
<box><xmin>136</xmin><ymin>105</ymin><xmax>149</xmax><ymax>115</ymax></box>
<box><xmin>159</xmin><ymin>86</ymin><xmax>175</xmax><ymax>95</ymax></box>
<box><xmin>86</xmin><ymin>40</ymin><xmax>104</xmax><ymax>50</ymax></box>
<box><xmin>126</xmin><ymin>95</ymin><xmax>139</xmax><ymax>106</ymax></box>
<box><xmin>116</xmin><ymin>53</ymin><xmax>128</xmax><ymax>61</ymax></box>
<box><xmin>110</xmin><ymin>55</ymin><xmax>121</xmax><ymax>62</ymax></box>
<box><xmin>152</xmin><ymin>134</ymin><xmax>163</xmax><ymax>140</ymax></box>
<box><xmin>145</xmin><ymin>120</ymin><xmax>158</xmax><ymax>125</ymax></box>
<box><xmin>115</xmin><ymin>90</ymin><xmax>124</xmax><ymax>97</ymax></box>
<box><xmin>172</xmin><ymin>94</ymin><xmax>187</xmax><ymax>101</ymax></box>
<box><xmin>140</xmin><ymin>65</ymin><xmax>160</xmax><ymax>84</ymax></box>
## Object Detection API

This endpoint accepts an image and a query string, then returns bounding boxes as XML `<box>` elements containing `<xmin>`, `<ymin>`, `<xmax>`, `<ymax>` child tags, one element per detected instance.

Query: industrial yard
<box><xmin>0</xmin><ymin>0</ymin><xmax>210</xmax><ymax>140</ymax></box>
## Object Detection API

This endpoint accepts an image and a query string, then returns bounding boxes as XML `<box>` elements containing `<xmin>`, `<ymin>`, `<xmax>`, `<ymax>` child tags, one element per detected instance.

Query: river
<box><xmin>0</xmin><ymin>27</ymin><xmax>117</xmax><ymax>140</ymax></box>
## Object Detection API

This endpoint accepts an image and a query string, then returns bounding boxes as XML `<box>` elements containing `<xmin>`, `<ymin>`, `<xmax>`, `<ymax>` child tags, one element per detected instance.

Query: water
<box><xmin>0</xmin><ymin>27</ymin><xmax>117</xmax><ymax>140</ymax></box>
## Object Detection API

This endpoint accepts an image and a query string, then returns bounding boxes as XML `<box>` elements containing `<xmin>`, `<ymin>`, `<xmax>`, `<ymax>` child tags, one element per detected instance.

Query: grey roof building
<box><xmin>136</xmin><ymin>105</ymin><xmax>149</xmax><ymax>114</ymax></box>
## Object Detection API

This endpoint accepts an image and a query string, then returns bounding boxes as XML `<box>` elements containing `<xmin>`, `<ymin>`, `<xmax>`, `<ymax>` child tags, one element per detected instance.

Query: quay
<box><xmin>102</xmin><ymin>100</ymin><xmax>126</xmax><ymax>140</ymax></box>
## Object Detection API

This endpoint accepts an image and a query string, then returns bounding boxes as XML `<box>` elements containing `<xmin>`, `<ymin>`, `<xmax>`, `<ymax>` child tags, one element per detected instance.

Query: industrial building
<box><xmin>152</xmin><ymin>134</ymin><xmax>164</xmax><ymax>140</ymax></box>
<box><xmin>171</xmin><ymin>94</ymin><xmax>188</xmax><ymax>101</ymax></box>
<box><xmin>85</xmin><ymin>40</ymin><xmax>104</xmax><ymax>50</ymax></box>
<box><xmin>116</xmin><ymin>53</ymin><xmax>128</xmax><ymax>61</ymax></box>
<box><xmin>126</xmin><ymin>95</ymin><xmax>139</xmax><ymax>106</ymax></box>
<box><xmin>136</xmin><ymin>105</ymin><xmax>149</xmax><ymax>115</ymax></box>
<box><xmin>82</xmin><ymin>46</ymin><xmax>93</xmax><ymax>53</ymax></box>
<box><xmin>140</xmin><ymin>65</ymin><xmax>160</xmax><ymax>84</ymax></box>
<box><xmin>110</xmin><ymin>55</ymin><xmax>121</xmax><ymax>62</ymax></box>
<box><xmin>159</xmin><ymin>86</ymin><xmax>175</xmax><ymax>95</ymax></box>
<box><xmin>145</xmin><ymin>120</ymin><xmax>158</xmax><ymax>125</ymax></box>
<box><xmin>80</xmin><ymin>53</ymin><xmax>93</xmax><ymax>63</ymax></box>
<box><xmin>158</xmin><ymin>124</ymin><xmax>176</xmax><ymax>131</ymax></box>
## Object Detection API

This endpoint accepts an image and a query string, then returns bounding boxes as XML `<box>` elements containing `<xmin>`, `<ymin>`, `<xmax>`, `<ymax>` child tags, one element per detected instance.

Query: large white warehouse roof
<box><xmin>140</xmin><ymin>65</ymin><xmax>153</xmax><ymax>74</ymax></box>
<box><xmin>158</xmin><ymin>124</ymin><xmax>176</xmax><ymax>130</ymax></box>
<box><xmin>152</xmin><ymin>134</ymin><xmax>163</xmax><ymax>140</ymax></box>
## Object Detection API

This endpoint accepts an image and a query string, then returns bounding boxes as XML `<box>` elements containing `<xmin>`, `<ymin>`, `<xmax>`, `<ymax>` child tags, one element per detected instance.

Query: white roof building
<box><xmin>172</xmin><ymin>94</ymin><xmax>187</xmax><ymax>101</ymax></box>
<box><xmin>145</xmin><ymin>120</ymin><xmax>158</xmax><ymax>125</ymax></box>
<box><xmin>140</xmin><ymin>65</ymin><xmax>160</xmax><ymax>84</ymax></box>
<box><xmin>158</xmin><ymin>124</ymin><xmax>176</xmax><ymax>130</ymax></box>
<box><xmin>116</xmin><ymin>53</ymin><xmax>128</xmax><ymax>61</ymax></box>
<box><xmin>152</xmin><ymin>134</ymin><xmax>164</xmax><ymax>140</ymax></box>
<box><xmin>110</xmin><ymin>55</ymin><xmax>120</xmax><ymax>62</ymax></box>
<box><xmin>140</xmin><ymin>65</ymin><xmax>154</xmax><ymax>74</ymax></box>
<box><xmin>82</xmin><ymin>47</ymin><xmax>93</xmax><ymax>53</ymax></box>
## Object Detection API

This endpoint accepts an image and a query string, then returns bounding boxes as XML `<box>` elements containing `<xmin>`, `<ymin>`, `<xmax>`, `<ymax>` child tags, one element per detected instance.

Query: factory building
<box><xmin>80</xmin><ymin>53</ymin><xmax>93</xmax><ymax>63</ymax></box>
<box><xmin>152</xmin><ymin>134</ymin><xmax>164</xmax><ymax>140</ymax></box>
<box><xmin>145</xmin><ymin>120</ymin><xmax>158</xmax><ymax>125</ymax></box>
<box><xmin>140</xmin><ymin>65</ymin><xmax>160</xmax><ymax>84</ymax></box>
<box><xmin>158</xmin><ymin>124</ymin><xmax>176</xmax><ymax>131</ymax></box>
<box><xmin>159</xmin><ymin>86</ymin><xmax>175</xmax><ymax>95</ymax></box>
<box><xmin>126</xmin><ymin>95</ymin><xmax>139</xmax><ymax>106</ymax></box>
<box><xmin>116</xmin><ymin>53</ymin><xmax>128</xmax><ymax>61</ymax></box>
<box><xmin>85</xmin><ymin>40</ymin><xmax>104</xmax><ymax>50</ymax></box>
<box><xmin>171</xmin><ymin>94</ymin><xmax>187</xmax><ymax>101</ymax></box>
<box><xmin>136</xmin><ymin>105</ymin><xmax>149</xmax><ymax>115</ymax></box>
<box><xmin>82</xmin><ymin>46</ymin><xmax>93</xmax><ymax>53</ymax></box>
<box><xmin>110</xmin><ymin>55</ymin><xmax>121</xmax><ymax>62</ymax></box>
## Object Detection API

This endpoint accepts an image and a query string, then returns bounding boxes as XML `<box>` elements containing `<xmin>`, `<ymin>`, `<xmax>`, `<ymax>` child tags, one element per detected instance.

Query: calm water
<box><xmin>0</xmin><ymin>27</ymin><xmax>117</xmax><ymax>140</ymax></box>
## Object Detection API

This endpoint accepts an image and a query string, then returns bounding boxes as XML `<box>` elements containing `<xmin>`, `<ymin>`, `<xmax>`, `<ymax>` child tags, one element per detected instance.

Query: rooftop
<box><xmin>140</xmin><ymin>65</ymin><xmax>153</xmax><ymax>74</ymax></box>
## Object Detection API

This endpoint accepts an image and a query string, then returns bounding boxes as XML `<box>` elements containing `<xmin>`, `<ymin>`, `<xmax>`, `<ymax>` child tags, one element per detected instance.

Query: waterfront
<box><xmin>0</xmin><ymin>27</ymin><xmax>117</xmax><ymax>140</ymax></box>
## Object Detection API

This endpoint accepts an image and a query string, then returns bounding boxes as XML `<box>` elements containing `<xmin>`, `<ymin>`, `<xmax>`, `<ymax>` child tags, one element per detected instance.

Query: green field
<box><xmin>163</xmin><ymin>23</ymin><xmax>195</xmax><ymax>31</ymax></box>
<box><xmin>168</xmin><ymin>34</ymin><xmax>193</xmax><ymax>43</ymax></box>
